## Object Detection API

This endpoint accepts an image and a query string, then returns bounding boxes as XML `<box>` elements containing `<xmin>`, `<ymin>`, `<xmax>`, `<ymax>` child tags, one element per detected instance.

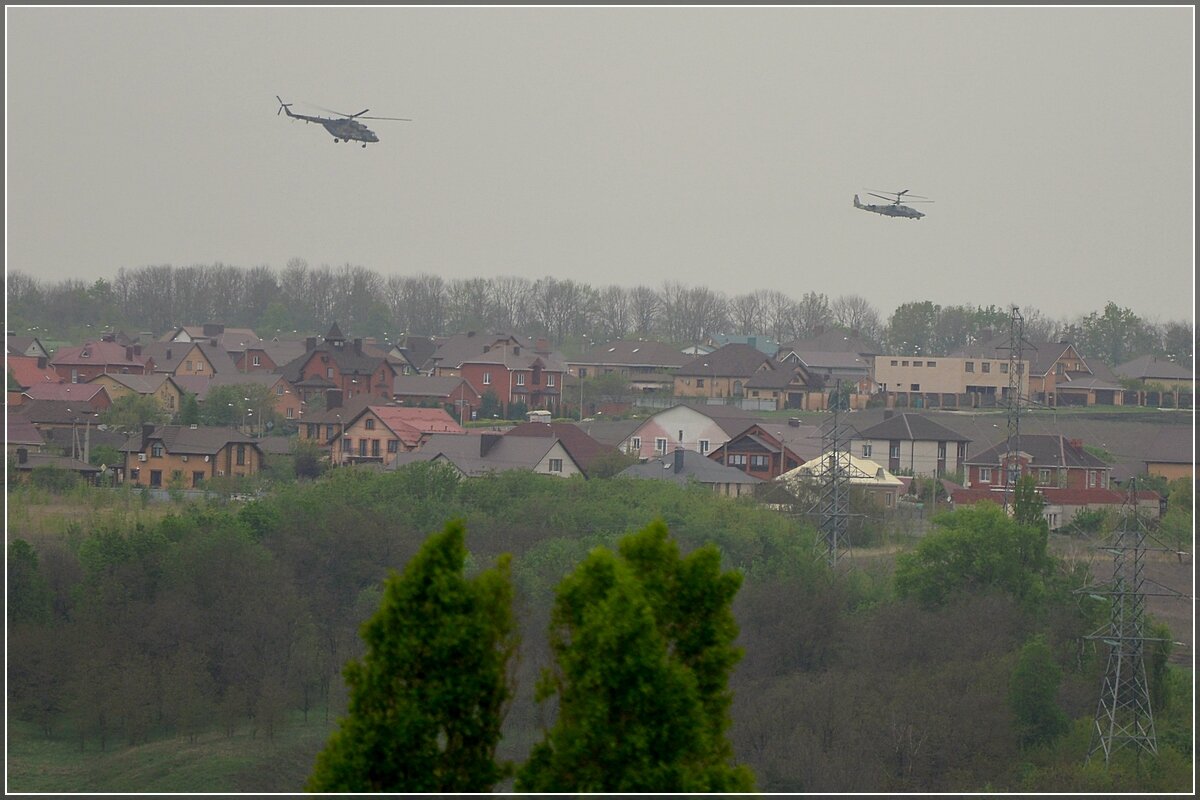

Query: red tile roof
<box><xmin>7</xmin><ymin>355</ymin><xmax>62</xmax><ymax>389</ymax></box>
<box><xmin>23</xmin><ymin>383</ymin><xmax>109</xmax><ymax>404</ymax></box>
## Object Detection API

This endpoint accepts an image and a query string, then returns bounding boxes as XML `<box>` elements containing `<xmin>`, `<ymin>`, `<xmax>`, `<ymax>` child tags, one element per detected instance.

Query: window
<box><xmin>631</xmin><ymin>436</ymin><xmax>641</xmax><ymax>451</ymax></box>
<box><xmin>483</xmin><ymin>372</ymin><xmax>492</xmax><ymax>385</ymax></box>
<box><xmin>387</xmin><ymin>440</ymin><xmax>398</xmax><ymax>453</ymax></box>
<box><xmin>910</xmin><ymin>384</ymin><xmax>920</xmax><ymax>391</ymax></box>
<box><xmin>655</xmin><ymin>437</ymin><xmax>668</xmax><ymax>454</ymax></box>
<box><xmin>252</xmin><ymin>355</ymin><xmax>261</xmax><ymax>366</ymax></box>
<box><xmin>750</xmin><ymin>455</ymin><xmax>769</xmax><ymax>470</ymax></box>
<box><xmin>548</xmin><ymin>458</ymin><xmax>563</xmax><ymax>473</ymax></box>
<box><xmin>516</xmin><ymin>372</ymin><xmax>526</xmax><ymax>386</ymax></box>
<box><xmin>71</xmin><ymin>369</ymin><xmax>79</xmax><ymax>383</ymax></box>
<box><xmin>326</xmin><ymin>424</ymin><xmax>335</xmax><ymax>440</ymax></box>
<box><xmin>546</xmin><ymin>374</ymin><xmax>555</xmax><ymax>387</ymax></box>
<box><xmin>286</xmin><ymin>407</ymin><xmax>293</xmax><ymax>419</ymax></box>
<box><xmin>150</xmin><ymin>470</ymin><xmax>162</xmax><ymax>487</ymax></box>
<box><xmin>341</xmin><ymin>438</ymin><xmax>351</xmax><ymax>451</ymax></box>
<box><xmin>192</xmin><ymin>471</ymin><xmax>205</xmax><ymax>487</ymax></box>
<box><xmin>696</xmin><ymin>378</ymin><xmax>705</xmax><ymax>388</ymax></box>
<box><xmin>980</xmin><ymin>467</ymin><xmax>992</xmax><ymax>483</ymax></box>
<box><xmin>1088</xmin><ymin>470</ymin><xmax>1097</xmax><ymax>488</ymax></box>
<box><xmin>728</xmin><ymin>454</ymin><xmax>747</xmax><ymax>466</ymax></box>
<box><xmin>982</xmin><ymin>362</ymin><xmax>991</xmax><ymax>374</ymax></box>
<box><xmin>678</xmin><ymin>430</ymin><xmax>684</xmax><ymax>442</ymax></box>
<box><xmin>1000</xmin><ymin>363</ymin><xmax>1009</xmax><ymax>374</ymax></box>
<box><xmin>236</xmin><ymin>444</ymin><xmax>246</xmax><ymax>466</ymax></box>
<box><xmin>862</xmin><ymin>444</ymin><xmax>872</xmax><ymax>458</ymax></box>
<box><xmin>172</xmin><ymin>470</ymin><xmax>183</xmax><ymax>483</ymax></box>
<box><xmin>359</xmin><ymin>439</ymin><xmax>368</xmax><ymax>457</ymax></box>
<box><xmin>965</xmin><ymin>362</ymin><xmax>975</xmax><ymax>373</ymax></box>
<box><xmin>365</xmin><ymin>418</ymin><xmax>375</xmax><ymax>430</ymax></box>
<box><xmin>890</xmin><ymin>360</ymin><xmax>898</xmax><ymax>366</ymax></box>
<box><xmin>699</xmin><ymin>440</ymin><xmax>710</xmax><ymax>454</ymax></box>
<box><xmin>151</xmin><ymin>442</ymin><xmax>164</xmax><ymax>458</ymax></box>
<box><xmin>327</xmin><ymin>367</ymin><xmax>334</xmax><ymax>379</ymax></box>
<box><xmin>901</xmin><ymin>360</ymin><xmax>909</xmax><ymax>367</ymax></box>
<box><xmin>185</xmin><ymin>360</ymin><xmax>193</xmax><ymax>372</ymax></box>
<box><xmin>885</xmin><ymin>493</ymin><xmax>894</xmax><ymax>508</ymax></box>
<box><xmin>371</xmin><ymin>440</ymin><xmax>381</xmax><ymax>457</ymax></box>
<box><xmin>913</xmin><ymin>361</ymin><xmax>923</xmax><ymax>367</ymax></box>
<box><xmin>276</xmin><ymin>385</ymin><xmax>284</xmax><ymax>395</ymax></box>
<box><xmin>889</xmin><ymin>442</ymin><xmax>901</xmax><ymax>459</ymax></box>
<box><xmin>1039</xmin><ymin>468</ymin><xmax>1051</xmax><ymax>484</ymax></box>
<box><xmin>926</xmin><ymin>360</ymin><xmax>936</xmax><ymax>367</ymax></box>
<box><xmin>130</xmin><ymin>468</ymin><xmax>140</xmax><ymax>480</ymax></box>
<box><xmin>1056</xmin><ymin>363</ymin><xmax>1065</xmax><ymax>376</ymax></box>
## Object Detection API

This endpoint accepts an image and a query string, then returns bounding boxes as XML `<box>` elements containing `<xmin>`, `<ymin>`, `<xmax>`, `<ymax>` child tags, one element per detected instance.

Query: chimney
<box><xmin>535</xmin><ymin>337</ymin><xmax>550</xmax><ymax>354</ymax></box>
<box><xmin>36</xmin><ymin>356</ymin><xmax>47</xmax><ymax>369</ymax></box>
<box><xmin>141</xmin><ymin>424</ymin><xmax>155</xmax><ymax>451</ymax></box>
<box><xmin>166</xmin><ymin>348</ymin><xmax>172</xmax><ymax>361</ymax></box>
<box><xmin>353</xmin><ymin>338</ymin><xmax>363</xmax><ymax>355</ymax></box>
<box><xmin>326</xmin><ymin>389</ymin><xmax>343</xmax><ymax>409</ymax></box>
<box><xmin>17</xmin><ymin>447</ymin><xmax>28</xmax><ymax>465</ymax></box>
<box><xmin>483</xmin><ymin>345</ymin><xmax>490</xmax><ymax>353</ymax></box>
<box><xmin>480</xmin><ymin>432</ymin><xmax>502</xmax><ymax>456</ymax></box>
<box><xmin>133</xmin><ymin>344</ymin><xmax>142</xmax><ymax>356</ymax></box>
<box><xmin>126</xmin><ymin>346</ymin><xmax>134</xmax><ymax>361</ymax></box>
<box><xmin>1068</xmin><ymin>438</ymin><xmax>1083</xmax><ymax>451</ymax></box>
<box><xmin>306</xmin><ymin>337</ymin><xmax>317</xmax><ymax>352</ymax></box>
<box><xmin>673</xmin><ymin>447</ymin><xmax>685</xmax><ymax>474</ymax></box>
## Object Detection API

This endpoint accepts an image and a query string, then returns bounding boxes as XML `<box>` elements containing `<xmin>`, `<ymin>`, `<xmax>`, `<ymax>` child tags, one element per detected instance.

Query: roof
<box><xmin>744</xmin><ymin>363</ymin><xmax>810</xmax><ymax>390</ymax></box>
<box><xmin>8</xmin><ymin>416</ymin><xmax>46</xmax><ymax>447</ymax></box>
<box><xmin>50</xmin><ymin>341</ymin><xmax>150</xmax><ymax>369</ymax></box>
<box><xmin>393</xmin><ymin>374</ymin><xmax>480</xmax><ymax>399</ymax></box>
<box><xmin>254</xmin><ymin>338</ymin><xmax>308</xmax><ymax>367</ymax></box>
<box><xmin>717</xmin><ymin>421</ymin><xmax>824</xmax><ymax>462</ymax></box>
<box><xmin>431</xmin><ymin>332</ymin><xmax>567</xmax><ymax>373</ymax></box>
<box><xmin>390</xmin><ymin>432</ymin><xmax>575</xmax><ymax>477</ymax></box>
<box><xmin>1057</xmin><ymin>360</ymin><xmax>1123</xmax><ymax>391</ymax></box>
<box><xmin>787</xmin><ymin>351</ymin><xmax>872</xmax><ymax>372</ymax></box>
<box><xmin>1142</xmin><ymin>426</ymin><xmax>1194</xmax><ymax>465</ymax></box>
<box><xmin>505</xmin><ymin>421</ymin><xmax>620</xmax><ymax>475</ymax></box>
<box><xmin>120</xmin><ymin>425</ymin><xmax>260</xmax><ymax>455</ymax></box>
<box><xmin>965</xmin><ymin>434</ymin><xmax>1110</xmax><ymax>469</ymax></box>
<box><xmin>22</xmin><ymin>383</ymin><xmax>110</xmax><ymax>404</ymax></box>
<box><xmin>9</xmin><ymin>400</ymin><xmax>102</xmax><ymax>425</ymax></box>
<box><xmin>13</xmin><ymin>452</ymin><xmax>101</xmax><ymax>474</ymax></box>
<box><xmin>91</xmin><ymin>372</ymin><xmax>175</xmax><ymax>394</ymax></box>
<box><xmin>301</xmin><ymin>394</ymin><xmax>375</xmax><ymax>425</ymax></box>
<box><xmin>173</xmin><ymin>375</ymin><xmax>212</xmax><ymax>400</ymax></box>
<box><xmin>676</xmin><ymin>343</ymin><xmax>773</xmax><ymax>378</ymax></box>
<box><xmin>141</xmin><ymin>340</ymin><xmax>239</xmax><ymax>375</ymax></box>
<box><xmin>207</xmin><ymin>372</ymin><xmax>291</xmax><ymax>391</ymax></box>
<box><xmin>706</xmin><ymin>334</ymin><xmax>781</xmax><ymax>355</ymax></box>
<box><xmin>163</xmin><ymin>325</ymin><xmax>261</xmax><ymax>351</ymax></box>
<box><xmin>780</xmin><ymin>330</ymin><xmax>881</xmax><ymax>355</ymax></box>
<box><xmin>574</xmin><ymin>418</ymin><xmax>643</xmax><ymax>447</ymax></box>
<box><xmin>574</xmin><ymin>340</ymin><xmax>689</xmax><ymax>369</ymax></box>
<box><xmin>7</xmin><ymin>355</ymin><xmax>62</xmax><ymax>389</ymax></box>
<box><xmin>7</xmin><ymin>335</ymin><xmax>48</xmax><ymax>357</ymax></box>
<box><xmin>397</xmin><ymin>336</ymin><xmax>440</xmax><ymax>373</ymax></box>
<box><xmin>619</xmin><ymin>449</ymin><xmax>763</xmax><ymax>486</ymax></box>
<box><xmin>1114</xmin><ymin>355</ymin><xmax>1194</xmax><ymax>383</ymax></box>
<box><xmin>279</xmin><ymin>336</ymin><xmax>396</xmax><ymax>382</ymax></box>
<box><xmin>363</xmin><ymin>406</ymin><xmax>466</xmax><ymax>448</ymax></box>
<box><xmin>954</xmin><ymin>338</ymin><xmax>1078</xmax><ymax>378</ymax></box>
<box><xmin>780</xmin><ymin>452</ymin><xmax>903</xmax><ymax>487</ymax></box>
<box><xmin>853</xmin><ymin>413</ymin><xmax>971</xmax><ymax>443</ymax></box>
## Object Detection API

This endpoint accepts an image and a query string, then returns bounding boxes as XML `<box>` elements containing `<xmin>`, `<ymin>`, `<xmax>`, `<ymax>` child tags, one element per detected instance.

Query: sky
<box><xmin>6</xmin><ymin>6</ymin><xmax>1195</xmax><ymax>324</ymax></box>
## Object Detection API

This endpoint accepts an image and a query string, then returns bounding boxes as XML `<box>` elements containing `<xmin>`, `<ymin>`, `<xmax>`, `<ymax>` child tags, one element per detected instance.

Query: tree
<box><xmin>101</xmin><ymin>393</ymin><xmax>169</xmax><ymax>434</ymax></box>
<box><xmin>893</xmin><ymin>503</ymin><xmax>1054</xmax><ymax>608</ymax></box>
<box><xmin>200</xmin><ymin>383</ymin><xmax>281</xmax><ymax>432</ymax></box>
<box><xmin>307</xmin><ymin>520</ymin><xmax>517</xmax><ymax>793</ymax></box>
<box><xmin>178</xmin><ymin>392</ymin><xmax>201</xmax><ymax>426</ymax></box>
<box><xmin>517</xmin><ymin>520</ymin><xmax>754</xmax><ymax>792</ymax></box>
<box><xmin>1008</xmin><ymin>634</ymin><xmax>1068</xmax><ymax>748</ymax></box>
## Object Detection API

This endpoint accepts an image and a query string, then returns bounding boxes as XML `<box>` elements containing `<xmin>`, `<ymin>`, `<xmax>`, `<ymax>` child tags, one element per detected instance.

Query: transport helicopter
<box><xmin>853</xmin><ymin>189</ymin><xmax>933</xmax><ymax>219</ymax></box>
<box><xmin>276</xmin><ymin>96</ymin><xmax>410</xmax><ymax>147</ymax></box>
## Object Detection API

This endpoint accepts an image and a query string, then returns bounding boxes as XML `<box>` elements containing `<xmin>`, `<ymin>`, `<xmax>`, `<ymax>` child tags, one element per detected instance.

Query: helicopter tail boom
<box><xmin>853</xmin><ymin>194</ymin><xmax>863</xmax><ymax>208</ymax></box>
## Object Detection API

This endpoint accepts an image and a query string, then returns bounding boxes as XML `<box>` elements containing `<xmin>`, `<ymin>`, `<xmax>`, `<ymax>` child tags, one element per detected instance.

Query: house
<box><xmin>280</xmin><ymin>323</ymin><xmax>397</xmax><ymax>404</ymax></box>
<box><xmin>872</xmin><ymin>354</ymin><xmax>1029</xmax><ymax>409</ymax></box>
<box><xmin>850</xmin><ymin>412</ymin><xmax>971</xmax><ymax>478</ymax></box>
<box><xmin>89</xmin><ymin>373</ymin><xmax>185</xmax><ymax>416</ymax></box>
<box><xmin>568</xmin><ymin>340</ymin><xmax>689</xmax><ymax>394</ymax></box>
<box><xmin>619</xmin><ymin>403</ymin><xmax>763</xmax><ymax>459</ymax></box>
<box><xmin>779</xmin><ymin>452</ymin><xmax>904</xmax><ymax>510</ymax></box>
<box><xmin>950</xmin><ymin>485</ymin><xmax>1160</xmax><ymax>532</ymax></box>
<box><xmin>1114</xmin><ymin>355</ymin><xmax>1194</xmax><ymax>406</ymax></box>
<box><xmin>298</xmin><ymin>392</ymin><xmax>375</xmax><ymax>448</ymax></box>
<box><xmin>1142</xmin><ymin>426</ymin><xmax>1193</xmax><ymax>482</ymax></box>
<box><xmin>504</xmin><ymin>421</ymin><xmax>622</xmax><ymax>477</ymax></box>
<box><xmin>429</xmin><ymin>332</ymin><xmax>566</xmax><ymax>417</ymax></box>
<box><xmin>7</xmin><ymin>334</ymin><xmax>51</xmax><ymax>359</ymax></box>
<box><xmin>394</xmin><ymin>335</ymin><xmax>440</xmax><ymax>375</ymax></box>
<box><xmin>392</xmin><ymin>374</ymin><xmax>482</xmax><ymax>422</ymax></box>
<box><xmin>330</xmin><ymin>405</ymin><xmax>466</xmax><ymax>467</ymax></box>
<box><xmin>7</xmin><ymin>354</ymin><xmax>62</xmax><ymax>405</ymax></box>
<box><xmin>233</xmin><ymin>338</ymin><xmax>308</xmax><ymax>374</ymax></box>
<box><xmin>22</xmin><ymin>382</ymin><xmax>112</xmax><ymax>411</ymax></box>
<box><xmin>388</xmin><ymin>431</ymin><xmax>585</xmax><ymax>478</ymax></box>
<box><xmin>10</xmin><ymin>448</ymin><xmax>101</xmax><ymax>484</ymax></box>
<box><xmin>963</xmin><ymin>434</ymin><xmax>1111</xmax><ymax>492</ymax></box>
<box><xmin>49</xmin><ymin>340</ymin><xmax>152</xmax><ymax>383</ymax></box>
<box><xmin>707</xmin><ymin>422</ymin><xmax>811</xmax><ymax>480</ymax></box>
<box><xmin>618</xmin><ymin>448</ymin><xmax>762</xmax><ymax>497</ymax></box>
<box><xmin>954</xmin><ymin>337</ymin><xmax>1125</xmax><ymax>407</ymax></box>
<box><xmin>674</xmin><ymin>343</ymin><xmax>819</xmax><ymax>409</ymax></box>
<box><xmin>120</xmin><ymin>424</ymin><xmax>262</xmax><ymax>488</ymax></box>
<box><xmin>141</xmin><ymin>339</ymin><xmax>239</xmax><ymax>379</ymax></box>
<box><xmin>8</xmin><ymin>400</ymin><xmax>105</xmax><ymax>433</ymax></box>
<box><xmin>776</xmin><ymin>350</ymin><xmax>873</xmax><ymax>394</ymax></box>
<box><xmin>8</xmin><ymin>416</ymin><xmax>46</xmax><ymax>454</ymax></box>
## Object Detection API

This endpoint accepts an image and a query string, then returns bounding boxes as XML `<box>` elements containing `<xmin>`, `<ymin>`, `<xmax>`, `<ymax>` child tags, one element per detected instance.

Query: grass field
<box><xmin>6</xmin><ymin>714</ymin><xmax>338</xmax><ymax>793</ymax></box>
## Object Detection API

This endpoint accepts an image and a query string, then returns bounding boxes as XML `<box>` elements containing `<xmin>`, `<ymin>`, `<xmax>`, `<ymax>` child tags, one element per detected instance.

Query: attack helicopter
<box><xmin>276</xmin><ymin>96</ymin><xmax>411</xmax><ymax>147</ymax></box>
<box><xmin>853</xmin><ymin>189</ymin><xmax>933</xmax><ymax>219</ymax></box>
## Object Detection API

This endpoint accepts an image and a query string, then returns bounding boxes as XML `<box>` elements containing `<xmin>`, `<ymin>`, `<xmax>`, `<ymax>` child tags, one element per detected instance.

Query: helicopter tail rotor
<box><xmin>276</xmin><ymin>96</ymin><xmax>294</xmax><ymax>117</ymax></box>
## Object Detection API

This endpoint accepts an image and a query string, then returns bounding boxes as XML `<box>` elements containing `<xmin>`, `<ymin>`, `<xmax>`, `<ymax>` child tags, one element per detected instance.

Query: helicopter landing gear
<box><xmin>333</xmin><ymin>138</ymin><xmax>339</xmax><ymax>143</ymax></box>
<box><xmin>361</xmin><ymin>143</ymin><xmax>367</xmax><ymax>148</ymax></box>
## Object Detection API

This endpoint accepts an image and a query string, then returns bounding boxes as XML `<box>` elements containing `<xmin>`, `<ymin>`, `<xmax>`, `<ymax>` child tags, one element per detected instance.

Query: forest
<box><xmin>6</xmin><ymin>261</ymin><xmax>1194</xmax><ymax>367</ymax></box>
<box><xmin>6</xmin><ymin>465</ymin><xmax>1193</xmax><ymax>792</ymax></box>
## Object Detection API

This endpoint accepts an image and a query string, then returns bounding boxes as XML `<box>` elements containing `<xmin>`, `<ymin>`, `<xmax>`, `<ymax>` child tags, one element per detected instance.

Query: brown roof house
<box><xmin>850</xmin><ymin>412</ymin><xmax>971</xmax><ymax>478</ymax></box>
<box><xmin>388</xmin><ymin>431</ymin><xmax>585</xmax><ymax>478</ymax></box>
<box><xmin>120</xmin><ymin>424</ymin><xmax>263</xmax><ymax>488</ymax></box>
<box><xmin>674</xmin><ymin>343</ymin><xmax>820</xmax><ymax>411</ymax></box>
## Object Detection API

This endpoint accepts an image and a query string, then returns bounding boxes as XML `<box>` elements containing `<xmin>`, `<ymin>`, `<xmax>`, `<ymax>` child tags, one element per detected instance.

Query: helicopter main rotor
<box><xmin>304</xmin><ymin>101</ymin><xmax>412</xmax><ymax>122</ymax></box>
<box><xmin>866</xmin><ymin>189</ymin><xmax>934</xmax><ymax>205</ymax></box>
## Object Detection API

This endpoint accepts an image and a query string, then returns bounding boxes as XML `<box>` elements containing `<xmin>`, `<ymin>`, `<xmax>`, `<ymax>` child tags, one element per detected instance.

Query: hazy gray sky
<box><xmin>6</xmin><ymin>6</ymin><xmax>1194</xmax><ymax>322</ymax></box>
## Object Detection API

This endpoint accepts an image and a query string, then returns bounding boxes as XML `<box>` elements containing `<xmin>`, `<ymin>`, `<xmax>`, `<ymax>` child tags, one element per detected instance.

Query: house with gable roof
<box><xmin>120</xmin><ymin>424</ymin><xmax>262</xmax><ymax>488</ymax></box>
<box><xmin>141</xmin><ymin>339</ymin><xmax>240</xmax><ymax>379</ymax></box>
<box><xmin>505</xmin><ymin>421</ymin><xmax>621</xmax><ymax>477</ymax></box>
<box><xmin>429</xmin><ymin>331</ymin><xmax>565</xmax><ymax>417</ymax></box>
<box><xmin>89</xmin><ymin>372</ymin><xmax>185</xmax><ymax>416</ymax></box>
<box><xmin>50</xmin><ymin>340</ymin><xmax>152</xmax><ymax>384</ymax></box>
<box><xmin>7</xmin><ymin>333</ymin><xmax>51</xmax><ymax>360</ymax></box>
<box><xmin>568</xmin><ymin>339</ymin><xmax>689</xmax><ymax>394</ymax></box>
<box><xmin>850</xmin><ymin>411</ymin><xmax>971</xmax><ymax>478</ymax></box>
<box><xmin>619</xmin><ymin>448</ymin><xmax>762</xmax><ymax>497</ymax></box>
<box><xmin>618</xmin><ymin>403</ymin><xmax>762</xmax><ymax>459</ymax></box>
<box><xmin>280</xmin><ymin>323</ymin><xmax>398</xmax><ymax>404</ymax></box>
<box><xmin>7</xmin><ymin>354</ymin><xmax>62</xmax><ymax>406</ymax></box>
<box><xmin>963</xmin><ymin>433</ymin><xmax>1111</xmax><ymax>492</ymax></box>
<box><xmin>707</xmin><ymin>422</ymin><xmax>812</xmax><ymax>480</ymax></box>
<box><xmin>388</xmin><ymin>431</ymin><xmax>584</xmax><ymax>478</ymax></box>
<box><xmin>330</xmin><ymin>405</ymin><xmax>466</xmax><ymax>467</ymax></box>
<box><xmin>392</xmin><ymin>374</ymin><xmax>482</xmax><ymax>422</ymax></box>
<box><xmin>673</xmin><ymin>343</ymin><xmax>821</xmax><ymax>409</ymax></box>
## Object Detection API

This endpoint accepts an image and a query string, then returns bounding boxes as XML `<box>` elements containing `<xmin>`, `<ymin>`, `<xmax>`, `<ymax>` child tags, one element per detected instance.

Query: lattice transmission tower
<box><xmin>1000</xmin><ymin>305</ymin><xmax>1033</xmax><ymax>512</ymax></box>
<box><xmin>812</xmin><ymin>379</ymin><xmax>869</xmax><ymax>568</ymax></box>
<box><xmin>1079</xmin><ymin>480</ymin><xmax>1188</xmax><ymax>764</ymax></box>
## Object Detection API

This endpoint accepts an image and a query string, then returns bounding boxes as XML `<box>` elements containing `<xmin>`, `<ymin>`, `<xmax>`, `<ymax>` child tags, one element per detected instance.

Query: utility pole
<box><xmin>1079</xmin><ymin>479</ymin><xmax>1188</xmax><ymax>765</ymax></box>
<box><xmin>813</xmin><ymin>379</ymin><xmax>866</xmax><ymax>568</ymax></box>
<box><xmin>1001</xmin><ymin>306</ymin><xmax>1031</xmax><ymax>513</ymax></box>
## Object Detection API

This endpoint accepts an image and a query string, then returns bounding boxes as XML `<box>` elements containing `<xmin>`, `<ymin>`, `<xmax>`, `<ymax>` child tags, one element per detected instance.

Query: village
<box><xmin>7</xmin><ymin>319</ymin><xmax>1193</xmax><ymax>533</ymax></box>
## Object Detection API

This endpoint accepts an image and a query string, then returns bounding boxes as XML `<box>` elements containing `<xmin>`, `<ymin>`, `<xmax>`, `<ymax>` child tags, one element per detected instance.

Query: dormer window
<box><xmin>80</xmin><ymin>350</ymin><xmax>90</xmax><ymax>358</ymax></box>
<box><xmin>365</xmin><ymin>418</ymin><xmax>375</xmax><ymax>430</ymax></box>
<box><xmin>151</xmin><ymin>442</ymin><xmax>164</xmax><ymax>458</ymax></box>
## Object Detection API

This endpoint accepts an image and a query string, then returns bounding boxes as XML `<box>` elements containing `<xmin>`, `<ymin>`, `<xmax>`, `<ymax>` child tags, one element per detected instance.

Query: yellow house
<box><xmin>142</xmin><ymin>340</ymin><xmax>238</xmax><ymax>378</ymax></box>
<box><xmin>90</xmin><ymin>373</ymin><xmax>185</xmax><ymax>415</ymax></box>
<box><xmin>120</xmin><ymin>424</ymin><xmax>262</xmax><ymax>488</ymax></box>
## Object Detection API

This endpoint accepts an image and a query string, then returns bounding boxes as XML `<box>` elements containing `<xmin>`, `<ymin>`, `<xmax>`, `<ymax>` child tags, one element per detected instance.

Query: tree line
<box><xmin>7</xmin><ymin>262</ymin><xmax>1193</xmax><ymax>366</ymax></box>
<box><xmin>7</xmin><ymin>468</ymin><xmax>1192</xmax><ymax>792</ymax></box>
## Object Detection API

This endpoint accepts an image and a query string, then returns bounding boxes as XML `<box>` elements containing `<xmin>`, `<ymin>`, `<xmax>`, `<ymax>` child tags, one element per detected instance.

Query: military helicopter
<box><xmin>276</xmin><ymin>96</ymin><xmax>411</xmax><ymax>147</ymax></box>
<box><xmin>853</xmin><ymin>189</ymin><xmax>933</xmax><ymax>219</ymax></box>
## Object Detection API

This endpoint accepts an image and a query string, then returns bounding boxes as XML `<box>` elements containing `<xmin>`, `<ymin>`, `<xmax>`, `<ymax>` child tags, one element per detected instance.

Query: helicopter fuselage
<box><xmin>281</xmin><ymin>106</ymin><xmax>379</xmax><ymax>143</ymax></box>
<box><xmin>853</xmin><ymin>194</ymin><xmax>924</xmax><ymax>219</ymax></box>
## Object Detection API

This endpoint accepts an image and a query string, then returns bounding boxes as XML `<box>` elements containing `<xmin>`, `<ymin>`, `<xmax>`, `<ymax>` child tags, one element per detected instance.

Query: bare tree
<box><xmin>594</xmin><ymin>285</ymin><xmax>632</xmax><ymax>342</ymax></box>
<box><xmin>831</xmin><ymin>294</ymin><xmax>883</xmax><ymax>342</ymax></box>
<box><xmin>728</xmin><ymin>292</ymin><xmax>765</xmax><ymax>336</ymax></box>
<box><xmin>490</xmin><ymin>276</ymin><xmax>533</xmax><ymax>332</ymax></box>
<box><xmin>628</xmin><ymin>285</ymin><xmax>663</xmax><ymax>338</ymax></box>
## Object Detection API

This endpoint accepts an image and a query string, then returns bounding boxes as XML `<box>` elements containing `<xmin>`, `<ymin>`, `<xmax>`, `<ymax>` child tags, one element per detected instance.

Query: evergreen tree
<box><xmin>307</xmin><ymin>519</ymin><xmax>517</xmax><ymax>792</ymax></box>
<box><xmin>517</xmin><ymin>519</ymin><xmax>754</xmax><ymax>792</ymax></box>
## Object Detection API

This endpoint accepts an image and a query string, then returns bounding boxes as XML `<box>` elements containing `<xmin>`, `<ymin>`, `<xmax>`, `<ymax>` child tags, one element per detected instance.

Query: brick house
<box><xmin>392</xmin><ymin>374</ymin><xmax>482</xmax><ymax>423</ymax></box>
<box><xmin>567</xmin><ymin>339</ymin><xmax>689</xmax><ymax>394</ymax></box>
<box><xmin>430</xmin><ymin>332</ymin><xmax>565</xmax><ymax>417</ymax></box>
<box><xmin>389</xmin><ymin>432</ymin><xmax>585</xmax><ymax>478</ymax></box>
<box><xmin>7</xmin><ymin>354</ymin><xmax>62</xmax><ymax>406</ymax></box>
<box><xmin>280</xmin><ymin>323</ymin><xmax>397</xmax><ymax>404</ymax></box>
<box><xmin>330</xmin><ymin>405</ymin><xmax>466</xmax><ymax>467</ymax></box>
<box><xmin>707</xmin><ymin>423</ymin><xmax>810</xmax><ymax>480</ymax></box>
<box><xmin>50</xmin><ymin>340</ymin><xmax>152</xmax><ymax>384</ymax></box>
<box><xmin>963</xmin><ymin>434</ymin><xmax>1111</xmax><ymax>492</ymax></box>
<box><xmin>89</xmin><ymin>373</ymin><xmax>185</xmax><ymax>416</ymax></box>
<box><xmin>120</xmin><ymin>424</ymin><xmax>262</xmax><ymax>488</ymax></box>
<box><xmin>141</xmin><ymin>340</ymin><xmax>239</xmax><ymax>379</ymax></box>
<box><xmin>619</xmin><ymin>403</ymin><xmax>762</xmax><ymax>459</ymax></box>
